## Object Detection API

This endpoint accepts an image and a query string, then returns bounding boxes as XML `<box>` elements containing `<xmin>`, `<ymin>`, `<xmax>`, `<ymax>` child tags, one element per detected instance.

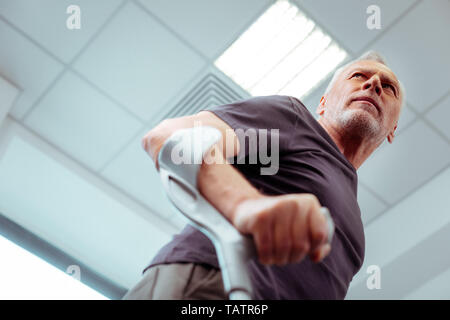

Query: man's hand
<box><xmin>231</xmin><ymin>194</ymin><xmax>332</xmax><ymax>266</ymax></box>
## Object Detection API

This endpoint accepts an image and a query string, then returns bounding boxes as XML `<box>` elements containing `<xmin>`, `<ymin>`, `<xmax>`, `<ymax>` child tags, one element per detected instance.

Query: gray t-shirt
<box><xmin>144</xmin><ymin>95</ymin><xmax>365</xmax><ymax>299</ymax></box>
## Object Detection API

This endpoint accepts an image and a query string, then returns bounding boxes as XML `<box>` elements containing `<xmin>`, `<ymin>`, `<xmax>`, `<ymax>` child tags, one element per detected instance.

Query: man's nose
<box><xmin>362</xmin><ymin>76</ymin><xmax>382</xmax><ymax>96</ymax></box>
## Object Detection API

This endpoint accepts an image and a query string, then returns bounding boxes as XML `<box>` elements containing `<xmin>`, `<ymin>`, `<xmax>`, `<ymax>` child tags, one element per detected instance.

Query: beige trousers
<box><xmin>122</xmin><ymin>263</ymin><xmax>227</xmax><ymax>300</ymax></box>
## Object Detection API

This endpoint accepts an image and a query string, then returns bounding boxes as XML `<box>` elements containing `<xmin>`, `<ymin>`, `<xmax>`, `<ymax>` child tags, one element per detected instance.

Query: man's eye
<box><xmin>382</xmin><ymin>83</ymin><xmax>396</xmax><ymax>93</ymax></box>
<box><xmin>352</xmin><ymin>73</ymin><xmax>364</xmax><ymax>78</ymax></box>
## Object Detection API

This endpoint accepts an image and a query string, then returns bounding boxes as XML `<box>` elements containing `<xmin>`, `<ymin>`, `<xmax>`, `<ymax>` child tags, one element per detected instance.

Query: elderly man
<box><xmin>123</xmin><ymin>51</ymin><xmax>404</xmax><ymax>300</ymax></box>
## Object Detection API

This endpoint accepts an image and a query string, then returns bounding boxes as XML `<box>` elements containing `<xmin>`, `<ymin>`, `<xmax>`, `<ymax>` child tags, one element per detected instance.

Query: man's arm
<box><xmin>142</xmin><ymin>111</ymin><xmax>331</xmax><ymax>266</ymax></box>
<box><xmin>142</xmin><ymin>110</ymin><xmax>261</xmax><ymax>224</ymax></box>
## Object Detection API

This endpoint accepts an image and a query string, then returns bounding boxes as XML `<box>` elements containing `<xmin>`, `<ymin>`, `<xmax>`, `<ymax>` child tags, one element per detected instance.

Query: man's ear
<box><xmin>316</xmin><ymin>95</ymin><xmax>326</xmax><ymax>116</ymax></box>
<box><xmin>387</xmin><ymin>124</ymin><xmax>397</xmax><ymax>144</ymax></box>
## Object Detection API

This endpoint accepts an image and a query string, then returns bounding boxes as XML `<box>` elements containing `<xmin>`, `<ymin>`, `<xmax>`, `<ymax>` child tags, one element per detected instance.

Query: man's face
<box><xmin>317</xmin><ymin>60</ymin><xmax>403</xmax><ymax>144</ymax></box>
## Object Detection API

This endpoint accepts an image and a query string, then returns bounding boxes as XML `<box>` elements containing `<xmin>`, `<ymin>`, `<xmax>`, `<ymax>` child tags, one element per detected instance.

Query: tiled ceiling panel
<box><xmin>425</xmin><ymin>93</ymin><xmax>450</xmax><ymax>141</ymax></box>
<box><xmin>348</xmin><ymin>167</ymin><xmax>450</xmax><ymax>296</ymax></box>
<box><xmin>73</xmin><ymin>1</ymin><xmax>207</xmax><ymax>121</ymax></box>
<box><xmin>348</xmin><ymin>219</ymin><xmax>450</xmax><ymax>299</ymax></box>
<box><xmin>101</xmin><ymin>128</ymin><xmax>178</xmax><ymax>222</ymax></box>
<box><xmin>0</xmin><ymin>19</ymin><xmax>63</xmax><ymax>119</ymax></box>
<box><xmin>0</xmin><ymin>135</ymin><xmax>171</xmax><ymax>288</ymax></box>
<box><xmin>0</xmin><ymin>0</ymin><xmax>123</xmax><ymax>63</ymax></box>
<box><xmin>358</xmin><ymin>119</ymin><xmax>450</xmax><ymax>205</ymax></box>
<box><xmin>302</xmin><ymin>75</ymin><xmax>330</xmax><ymax>115</ymax></box>
<box><xmin>137</xmin><ymin>0</ymin><xmax>274</xmax><ymax>59</ymax></box>
<box><xmin>24</xmin><ymin>71</ymin><xmax>142</xmax><ymax>171</ymax></box>
<box><xmin>368</xmin><ymin>0</ymin><xmax>450</xmax><ymax>112</ymax></box>
<box><xmin>405</xmin><ymin>267</ymin><xmax>450</xmax><ymax>299</ymax></box>
<box><xmin>159</xmin><ymin>72</ymin><xmax>246</xmax><ymax>119</ymax></box>
<box><xmin>357</xmin><ymin>183</ymin><xmax>388</xmax><ymax>225</ymax></box>
<box><xmin>395</xmin><ymin>104</ymin><xmax>416</xmax><ymax>135</ymax></box>
<box><xmin>0</xmin><ymin>75</ymin><xmax>19</xmax><ymax>124</ymax></box>
<box><xmin>294</xmin><ymin>0</ymin><xmax>416</xmax><ymax>54</ymax></box>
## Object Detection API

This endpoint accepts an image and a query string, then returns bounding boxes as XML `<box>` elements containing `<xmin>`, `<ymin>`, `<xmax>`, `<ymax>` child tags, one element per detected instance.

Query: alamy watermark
<box><xmin>66</xmin><ymin>5</ymin><xmax>81</xmax><ymax>30</ymax></box>
<box><xmin>366</xmin><ymin>5</ymin><xmax>381</xmax><ymax>30</ymax></box>
<box><xmin>66</xmin><ymin>264</ymin><xmax>81</xmax><ymax>281</ymax></box>
<box><xmin>169</xmin><ymin>121</ymin><xmax>280</xmax><ymax>175</ymax></box>
<box><xmin>366</xmin><ymin>264</ymin><xmax>381</xmax><ymax>290</ymax></box>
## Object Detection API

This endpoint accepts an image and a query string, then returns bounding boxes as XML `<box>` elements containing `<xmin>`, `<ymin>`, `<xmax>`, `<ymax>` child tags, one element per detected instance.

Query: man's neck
<box><xmin>317</xmin><ymin>117</ymin><xmax>380</xmax><ymax>170</ymax></box>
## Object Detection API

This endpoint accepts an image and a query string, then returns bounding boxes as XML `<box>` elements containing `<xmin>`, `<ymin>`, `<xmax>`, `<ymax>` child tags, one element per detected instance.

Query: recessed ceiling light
<box><xmin>215</xmin><ymin>0</ymin><xmax>348</xmax><ymax>100</ymax></box>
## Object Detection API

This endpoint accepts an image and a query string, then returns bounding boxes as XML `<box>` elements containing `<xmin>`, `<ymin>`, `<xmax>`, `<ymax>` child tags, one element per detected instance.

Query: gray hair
<box><xmin>324</xmin><ymin>51</ymin><xmax>406</xmax><ymax>109</ymax></box>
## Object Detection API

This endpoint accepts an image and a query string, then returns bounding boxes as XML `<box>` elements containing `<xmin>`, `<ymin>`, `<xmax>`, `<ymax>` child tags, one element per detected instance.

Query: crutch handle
<box><xmin>158</xmin><ymin>126</ymin><xmax>256</xmax><ymax>299</ymax></box>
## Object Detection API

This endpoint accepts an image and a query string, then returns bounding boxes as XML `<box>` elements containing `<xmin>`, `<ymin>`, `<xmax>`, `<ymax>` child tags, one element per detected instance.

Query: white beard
<box><xmin>336</xmin><ymin>108</ymin><xmax>381</xmax><ymax>140</ymax></box>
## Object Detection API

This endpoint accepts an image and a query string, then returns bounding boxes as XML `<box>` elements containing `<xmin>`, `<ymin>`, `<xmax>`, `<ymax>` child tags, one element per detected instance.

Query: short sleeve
<box><xmin>201</xmin><ymin>95</ymin><xmax>298</xmax><ymax>163</ymax></box>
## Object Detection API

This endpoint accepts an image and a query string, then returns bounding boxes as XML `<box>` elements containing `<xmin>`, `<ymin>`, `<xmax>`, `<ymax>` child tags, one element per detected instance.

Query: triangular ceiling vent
<box><xmin>161</xmin><ymin>73</ymin><xmax>246</xmax><ymax>119</ymax></box>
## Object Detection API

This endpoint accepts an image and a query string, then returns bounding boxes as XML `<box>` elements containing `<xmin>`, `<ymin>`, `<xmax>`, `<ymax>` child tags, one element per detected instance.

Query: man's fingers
<box><xmin>308</xmin><ymin>206</ymin><xmax>330</xmax><ymax>252</ymax></box>
<box><xmin>273</xmin><ymin>210</ymin><xmax>294</xmax><ymax>265</ymax></box>
<box><xmin>309</xmin><ymin>243</ymin><xmax>332</xmax><ymax>263</ymax></box>
<box><xmin>252</xmin><ymin>213</ymin><xmax>274</xmax><ymax>265</ymax></box>
<box><xmin>288</xmin><ymin>202</ymin><xmax>310</xmax><ymax>264</ymax></box>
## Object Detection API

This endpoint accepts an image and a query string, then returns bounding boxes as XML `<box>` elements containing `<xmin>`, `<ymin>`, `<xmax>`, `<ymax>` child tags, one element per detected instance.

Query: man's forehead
<box><xmin>343</xmin><ymin>60</ymin><xmax>399</xmax><ymax>83</ymax></box>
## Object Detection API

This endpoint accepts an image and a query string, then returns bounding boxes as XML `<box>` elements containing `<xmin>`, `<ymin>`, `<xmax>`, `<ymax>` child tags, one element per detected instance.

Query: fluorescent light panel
<box><xmin>215</xmin><ymin>0</ymin><xmax>348</xmax><ymax>100</ymax></box>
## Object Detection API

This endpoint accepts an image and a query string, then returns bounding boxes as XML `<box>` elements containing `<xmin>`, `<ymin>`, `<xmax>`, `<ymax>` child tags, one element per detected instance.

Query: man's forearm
<box><xmin>197</xmin><ymin>145</ymin><xmax>263</xmax><ymax>226</ymax></box>
<box><xmin>143</xmin><ymin>124</ymin><xmax>262</xmax><ymax>226</ymax></box>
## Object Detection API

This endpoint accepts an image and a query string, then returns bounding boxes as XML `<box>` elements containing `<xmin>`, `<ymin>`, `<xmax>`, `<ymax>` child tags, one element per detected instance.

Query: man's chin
<box><xmin>338</xmin><ymin>109</ymin><xmax>381</xmax><ymax>138</ymax></box>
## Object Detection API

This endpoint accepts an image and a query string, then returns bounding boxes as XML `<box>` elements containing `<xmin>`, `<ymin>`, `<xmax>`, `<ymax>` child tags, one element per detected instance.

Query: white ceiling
<box><xmin>0</xmin><ymin>0</ymin><xmax>449</xmax><ymax>298</ymax></box>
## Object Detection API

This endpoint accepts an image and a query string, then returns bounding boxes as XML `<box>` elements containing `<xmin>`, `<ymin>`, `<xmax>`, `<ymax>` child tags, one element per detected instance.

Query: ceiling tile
<box><xmin>368</xmin><ymin>0</ymin><xmax>450</xmax><ymax>112</ymax></box>
<box><xmin>0</xmin><ymin>19</ymin><xmax>63</xmax><ymax>119</ymax></box>
<box><xmin>302</xmin><ymin>75</ymin><xmax>331</xmax><ymax>115</ymax></box>
<box><xmin>348</xmin><ymin>167</ymin><xmax>450</xmax><ymax>291</ymax></box>
<box><xmin>137</xmin><ymin>0</ymin><xmax>274</xmax><ymax>60</ymax></box>
<box><xmin>425</xmin><ymin>93</ymin><xmax>450</xmax><ymax>140</ymax></box>
<box><xmin>146</xmin><ymin>66</ymin><xmax>250</xmax><ymax>128</ymax></box>
<box><xmin>24</xmin><ymin>71</ymin><xmax>142</xmax><ymax>171</ymax></box>
<box><xmin>395</xmin><ymin>103</ymin><xmax>416</xmax><ymax>135</ymax></box>
<box><xmin>101</xmin><ymin>128</ymin><xmax>178</xmax><ymax>222</ymax></box>
<box><xmin>347</xmin><ymin>220</ymin><xmax>450</xmax><ymax>299</ymax></box>
<box><xmin>0</xmin><ymin>0</ymin><xmax>123</xmax><ymax>63</ymax></box>
<box><xmin>358</xmin><ymin>120</ymin><xmax>450</xmax><ymax>204</ymax></box>
<box><xmin>294</xmin><ymin>0</ymin><xmax>415</xmax><ymax>54</ymax></box>
<box><xmin>404</xmin><ymin>267</ymin><xmax>450</xmax><ymax>299</ymax></box>
<box><xmin>0</xmin><ymin>135</ymin><xmax>172</xmax><ymax>288</ymax></box>
<box><xmin>0</xmin><ymin>75</ymin><xmax>19</xmax><ymax>124</ymax></box>
<box><xmin>73</xmin><ymin>2</ymin><xmax>207</xmax><ymax>121</ymax></box>
<box><xmin>357</xmin><ymin>183</ymin><xmax>388</xmax><ymax>225</ymax></box>
<box><xmin>167</xmin><ymin>213</ymin><xmax>189</xmax><ymax>232</ymax></box>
